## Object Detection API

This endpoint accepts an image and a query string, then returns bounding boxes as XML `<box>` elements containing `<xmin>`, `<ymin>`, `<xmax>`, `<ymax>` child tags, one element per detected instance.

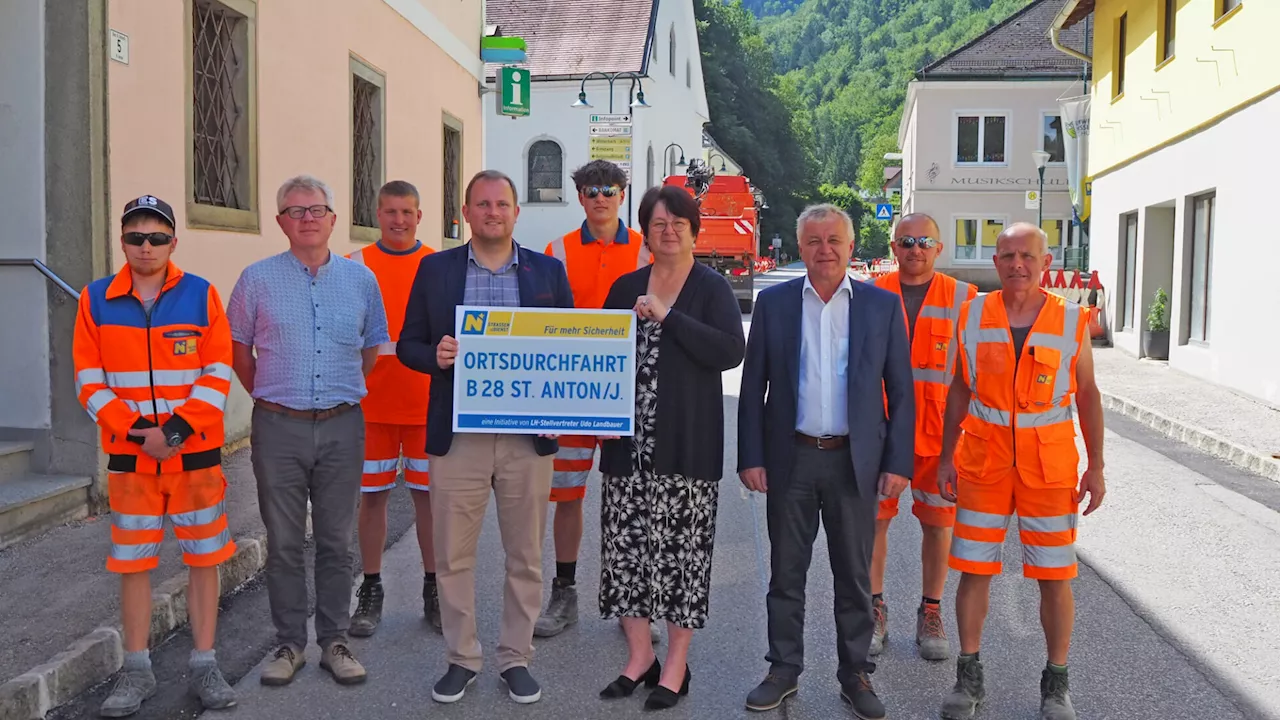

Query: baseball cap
<box><xmin>122</xmin><ymin>195</ymin><xmax>176</xmax><ymax>229</ymax></box>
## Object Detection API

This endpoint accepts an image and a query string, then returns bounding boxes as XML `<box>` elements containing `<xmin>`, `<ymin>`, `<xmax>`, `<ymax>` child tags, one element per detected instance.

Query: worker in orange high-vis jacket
<box><xmin>870</xmin><ymin>213</ymin><xmax>976</xmax><ymax>663</ymax></box>
<box><xmin>536</xmin><ymin>160</ymin><xmax>652</xmax><ymax>640</ymax></box>
<box><xmin>73</xmin><ymin>195</ymin><xmax>237</xmax><ymax>718</ymax></box>
<box><xmin>347</xmin><ymin>181</ymin><xmax>438</xmax><ymax>637</ymax></box>
<box><xmin>936</xmin><ymin>223</ymin><xmax>1106</xmax><ymax>720</ymax></box>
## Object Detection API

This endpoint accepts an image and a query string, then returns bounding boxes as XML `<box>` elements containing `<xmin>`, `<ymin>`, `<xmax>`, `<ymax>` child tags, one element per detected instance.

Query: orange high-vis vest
<box><xmin>348</xmin><ymin>241</ymin><xmax>435</xmax><ymax>425</ymax></box>
<box><xmin>73</xmin><ymin>262</ymin><xmax>233</xmax><ymax>474</ymax></box>
<box><xmin>546</xmin><ymin>221</ymin><xmax>651</xmax><ymax>310</ymax></box>
<box><xmin>875</xmin><ymin>272</ymin><xmax>976</xmax><ymax>457</ymax></box>
<box><xmin>955</xmin><ymin>290</ymin><xmax>1088</xmax><ymax>487</ymax></box>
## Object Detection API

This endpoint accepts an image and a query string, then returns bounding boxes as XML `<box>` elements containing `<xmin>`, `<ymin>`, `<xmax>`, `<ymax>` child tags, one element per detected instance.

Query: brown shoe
<box><xmin>320</xmin><ymin>642</ymin><xmax>367</xmax><ymax>685</ymax></box>
<box><xmin>260</xmin><ymin>645</ymin><xmax>305</xmax><ymax>686</ymax></box>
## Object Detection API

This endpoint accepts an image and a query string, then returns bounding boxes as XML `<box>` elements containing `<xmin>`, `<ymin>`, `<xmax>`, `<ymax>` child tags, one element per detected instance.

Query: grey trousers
<box><xmin>251</xmin><ymin>404</ymin><xmax>364</xmax><ymax>650</ymax></box>
<box><xmin>765</xmin><ymin>443</ymin><xmax>878</xmax><ymax>687</ymax></box>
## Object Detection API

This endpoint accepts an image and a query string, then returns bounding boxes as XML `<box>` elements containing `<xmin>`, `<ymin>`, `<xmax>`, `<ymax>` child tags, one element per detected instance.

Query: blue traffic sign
<box><xmin>875</xmin><ymin>203</ymin><xmax>894</xmax><ymax>221</ymax></box>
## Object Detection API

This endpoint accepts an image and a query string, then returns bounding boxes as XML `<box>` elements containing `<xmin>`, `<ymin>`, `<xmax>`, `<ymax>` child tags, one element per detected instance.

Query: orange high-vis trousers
<box><xmin>362</xmin><ymin>422</ymin><xmax>430</xmax><ymax>492</ymax></box>
<box><xmin>107</xmin><ymin>467</ymin><xmax>235</xmax><ymax>573</ymax></box>
<box><xmin>948</xmin><ymin>467</ymin><xmax>1079</xmax><ymax>580</ymax></box>
<box><xmin>550</xmin><ymin>434</ymin><xmax>596</xmax><ymax>502</ymax></box>
<box><xmin>877</xmin><ymin>454</ymin><xmax>956</xmax><ymax>527</ymax></box>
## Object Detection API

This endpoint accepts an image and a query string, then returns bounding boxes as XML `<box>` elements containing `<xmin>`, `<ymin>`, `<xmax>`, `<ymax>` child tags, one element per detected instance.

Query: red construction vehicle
<box><xmin>664</xmin><ymin>162</ymin><xmax>761</xmax><ymax>312</ymax></box>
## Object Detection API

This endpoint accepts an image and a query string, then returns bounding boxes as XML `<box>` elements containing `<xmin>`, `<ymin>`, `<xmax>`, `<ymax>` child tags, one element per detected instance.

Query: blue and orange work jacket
<box><xmin>73</xmin><ymin>261</ymin><xmax>233</xmax><ymax>474</ymax></box>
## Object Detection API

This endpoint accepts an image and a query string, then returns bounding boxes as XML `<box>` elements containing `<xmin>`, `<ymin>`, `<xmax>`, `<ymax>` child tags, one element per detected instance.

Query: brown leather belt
<box><xmin>795</xmin><ymin>432</ymin><xmax>849</xmax><ymax>451</ymax></box>
<box><xmin>255</xmin><ymin>399</ymin><xmax>359</xmax><ymax>421</ymax></box>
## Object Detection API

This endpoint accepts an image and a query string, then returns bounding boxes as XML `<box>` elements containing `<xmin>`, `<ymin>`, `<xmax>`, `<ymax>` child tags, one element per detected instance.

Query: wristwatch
<box><xmin>165</xmin><ymin>431</ymin><xmax>184</xmax><ymax>448</ymax></box>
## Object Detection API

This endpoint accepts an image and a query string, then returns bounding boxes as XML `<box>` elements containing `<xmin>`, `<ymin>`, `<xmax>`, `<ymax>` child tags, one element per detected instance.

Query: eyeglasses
<box><xmin>123</xmin><ymin>232</ymin><xmax>174</xmax><ymax>247</ymax></box>
<box><xmin>896</xmin><ymin>236</ymin><xmax>938</xmax><ymax>249</ymax></box>
<box><xmin>582</xmin><ymin>186</ymin><xmax>621</xmax><ymax>199</ymax></box>
<box><xmin>649</xmin><ymin>220</ymin><xmax>691</xmax><ymax>235</ymax></box>
<box><xmin>279</xmin><ymin>205</ymin><xmax>333</xmax><ymax>220</ymax></box>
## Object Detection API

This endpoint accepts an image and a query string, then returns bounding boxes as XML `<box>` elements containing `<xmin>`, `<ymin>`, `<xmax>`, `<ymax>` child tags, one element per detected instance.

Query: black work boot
<box><xmin>940</xmin><ymin>654</ymin><xmax>985</xmax><ymax>720</ymax></box>
<box><xmin>424</xmin><ymin>576</ymin><xmax>442</xmax><ymax>632</ymax></box>
<box><xmin>840</xmin><ymin>671</ymin><xmax>886</xmax><ymax>720</ymax></box>
<box><xmin>349</xmin><ymin>578</ymin><xmax>384</xmax><ymax>637</ymax></box>
<box><xmin>1040</xmin><ymin>664</ymin><xmax>1076</xmax><ymax>720</ymax></box>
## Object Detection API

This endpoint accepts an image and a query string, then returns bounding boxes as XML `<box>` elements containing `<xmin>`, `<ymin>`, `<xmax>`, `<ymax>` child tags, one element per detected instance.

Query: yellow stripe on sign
<box><xmin>509</xmin><ymin>312</ymin><xmax>631</xmax><ymax>338</ymax></box>
<box><xmin>485</xmin><ymin>311</ymin><xmax>513</xmax><ymax>335</ymax></box>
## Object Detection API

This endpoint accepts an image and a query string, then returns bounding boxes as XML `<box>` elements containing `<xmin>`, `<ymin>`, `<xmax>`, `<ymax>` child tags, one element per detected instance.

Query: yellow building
<box><xmin>1053</xmin><ymin>0</ymin><xmax>1280</xmax><ymax>405</ymax></box>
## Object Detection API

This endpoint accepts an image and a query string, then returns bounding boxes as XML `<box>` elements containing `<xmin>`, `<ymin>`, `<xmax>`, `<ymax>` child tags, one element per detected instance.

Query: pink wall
<box><xmin>107</xmin><ymin>0</ymin><xmax>484</xmax><ymax>299</ymax></box>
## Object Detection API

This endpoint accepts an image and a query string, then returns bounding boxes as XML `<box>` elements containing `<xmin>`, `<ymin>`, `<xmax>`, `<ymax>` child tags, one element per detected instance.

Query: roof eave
<box><xmin>914</xmin><ymin>72</ymin><xmax>1086</xmax><ymax>81</ymax></box>
<box><xmin>1054</xmin><ymin>0</ymin><xmax>1095</xmax><ymax>30</ymax></box>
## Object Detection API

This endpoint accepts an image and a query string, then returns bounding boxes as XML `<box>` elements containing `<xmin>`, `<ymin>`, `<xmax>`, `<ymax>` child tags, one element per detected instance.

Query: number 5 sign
<box><xmin>499</xmin><ymin>67</ymin><xmax>531</xmax><ymax>118</ymax></box>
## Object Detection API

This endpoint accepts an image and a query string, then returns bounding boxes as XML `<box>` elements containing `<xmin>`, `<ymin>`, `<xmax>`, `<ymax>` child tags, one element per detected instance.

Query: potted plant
<box><xmin>1142</xmin><ymin>288</ymin><xmax>1170</xmax><ymax>360</ymax></box>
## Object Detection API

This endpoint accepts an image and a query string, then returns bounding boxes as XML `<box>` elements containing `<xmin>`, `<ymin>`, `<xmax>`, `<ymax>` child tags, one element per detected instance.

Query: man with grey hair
<box><xmin>228</xmin><ymin>174</ymin><xmax>390</xmax><ymax>687</ymax></box>
<box><xmin>740</xmin><ymin>202</ymin><xmax>914</xmax><ymax>718</ymax></box>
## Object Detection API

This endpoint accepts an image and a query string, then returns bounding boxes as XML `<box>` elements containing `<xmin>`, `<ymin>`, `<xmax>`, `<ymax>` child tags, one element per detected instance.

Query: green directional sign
<box><xmin>499</xmin><ymin>67</ymin><xmax>530</xmax><ymax>118</ymax></box>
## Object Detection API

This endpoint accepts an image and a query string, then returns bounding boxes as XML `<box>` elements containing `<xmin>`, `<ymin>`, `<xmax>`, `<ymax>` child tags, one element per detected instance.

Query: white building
<box><xmin>483</xmin><ymin>0</ymin><xmax>710</xmax><ymax>249</ymax></box>
<box><xmin>898</xmin><ymin>0</ymin><xmax>1089</xmax><ymax>289</ymax></box>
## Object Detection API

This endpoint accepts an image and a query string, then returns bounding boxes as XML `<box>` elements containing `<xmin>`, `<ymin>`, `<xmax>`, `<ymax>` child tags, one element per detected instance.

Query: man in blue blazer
<box><xmin>398</xmin><ymin>170</ymin><xmax>573</xmax><ymax>707</ymax></box>
<box><xmin>738</xmin><ymin>204</ymin><xmax>915</xmax><ymax>719</ymax></box>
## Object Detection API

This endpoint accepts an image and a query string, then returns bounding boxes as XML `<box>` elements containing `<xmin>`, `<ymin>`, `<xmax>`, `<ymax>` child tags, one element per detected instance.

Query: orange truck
<box><xmin>664</xmin><ymin>170</ymin><xmax>761</xmax><ymax>312</ymax></box>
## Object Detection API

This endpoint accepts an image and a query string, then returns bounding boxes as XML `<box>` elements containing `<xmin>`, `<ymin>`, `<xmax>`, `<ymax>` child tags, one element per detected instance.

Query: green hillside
<box><xmin>760</xmin><ymin>0</ymin><xmax>1035</xmax><ymax>190</ymax></box>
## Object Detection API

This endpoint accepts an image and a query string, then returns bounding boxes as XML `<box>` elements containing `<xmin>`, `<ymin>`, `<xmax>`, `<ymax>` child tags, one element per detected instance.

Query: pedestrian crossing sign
<box><xmin>875</xmin><ymin>203</ymin><xmax>893</xmax><ymax>221</ymax></box>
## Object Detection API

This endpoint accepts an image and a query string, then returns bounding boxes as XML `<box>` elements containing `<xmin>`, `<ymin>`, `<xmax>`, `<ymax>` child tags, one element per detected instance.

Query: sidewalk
<box><xmin>0</xmin><ymin>448</ymin><xmax>269</xmax><ymax>720</ymax></box>
<box><xmin>1092</xmin><ymin>348</ymin><xmax>1280</xmax><ymax>482</ymax></box>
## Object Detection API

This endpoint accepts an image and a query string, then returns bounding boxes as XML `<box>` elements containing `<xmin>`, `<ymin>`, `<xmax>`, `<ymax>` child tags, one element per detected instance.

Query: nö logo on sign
<box><xmin>461</xmin><ymin>310</ymin><xmax>489</xmax><ymax>335</ymax></box>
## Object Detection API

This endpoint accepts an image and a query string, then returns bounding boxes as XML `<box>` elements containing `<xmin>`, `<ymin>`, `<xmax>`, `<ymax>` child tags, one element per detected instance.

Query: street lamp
<box><xmin>708</xmin><ymin>153</ymin><xmax>728</xmax><ymax>172</ymax></box>
<box><xmin>1032</xmin><ymin>150</ymin><xmax>1051</xmax><ymax>228</ymax></box>
<box><xmin>664</xmin><ymin>143</ymin><xmax>688</xmax><ymax>173</ymax></box>
<box><xmin>570</xmin><ymin>71</ymin><xmax>651</xmax><ymax>113</ymax></box>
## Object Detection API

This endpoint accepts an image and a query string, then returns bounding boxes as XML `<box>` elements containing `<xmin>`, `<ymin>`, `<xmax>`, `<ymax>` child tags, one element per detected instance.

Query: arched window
<box><xmin>669</xmin><ymin>26</ymin><xmax>676</xmax><ymax>76</ymax></box>
<box><xmin>686</xmin><ymin>60</ymin><xmax>691</xmax><ymax>88</ymax></box>
<box><xmin>646</xmin><ymin>144</ymin><xmax>655</xmax><ymax>188</ymax></box>
<box><xmin>527</xmin><ymin>139</ymin><xmax>563</xmax><ymax>203</ymax></box>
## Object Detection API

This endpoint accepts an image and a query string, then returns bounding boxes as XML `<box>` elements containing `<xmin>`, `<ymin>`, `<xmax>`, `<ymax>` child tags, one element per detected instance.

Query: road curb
<box><xmin>1101</xmin><ymin>391</ymin><xmax>1280</xmax><ymax>483</ymax></box>
<box><xmin>0</xmin><ymin>532</ymin><xmax>268</xmax><ymax>720</ymax></box>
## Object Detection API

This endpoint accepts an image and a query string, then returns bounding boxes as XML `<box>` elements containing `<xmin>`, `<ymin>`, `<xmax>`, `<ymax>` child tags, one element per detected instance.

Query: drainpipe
<box><xmin>1049</xmin><ymin>0</ymin><xmax>1092</xmax><ymax>64</ymax></box>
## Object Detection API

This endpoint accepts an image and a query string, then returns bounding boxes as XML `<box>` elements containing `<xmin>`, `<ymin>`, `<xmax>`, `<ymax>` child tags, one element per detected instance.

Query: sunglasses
<box><xmin>279</xmin><ymin>204</ymin><xmax>333</xmax><ymax>220</ymax></box>
<box><xmin>582</xmin><ymin>186</ymin><xmax>621</xmax><ymax>199</ymax></box>
<box><xmin>896</xmin><ymin>236</ymin><xmax>938</xmax><ymax>249</ymax></box>
<box><xmin>123</xmin><ymin>232</ymin><xmax>174</xmax><ymax>247</ymax></box>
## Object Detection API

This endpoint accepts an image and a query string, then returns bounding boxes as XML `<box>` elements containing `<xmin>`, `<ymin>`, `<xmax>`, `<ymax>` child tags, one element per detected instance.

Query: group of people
<box><xmin>72</xmin><ymin>156</ymin><xmax>1104</xmax><ymax>720</ymax></box>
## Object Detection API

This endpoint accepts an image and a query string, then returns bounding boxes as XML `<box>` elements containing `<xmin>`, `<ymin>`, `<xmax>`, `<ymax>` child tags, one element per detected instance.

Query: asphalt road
<box><xmin>49</xmin><ymin>268</ymin><xmax>1280</xmax><ymax>719</ymax></box>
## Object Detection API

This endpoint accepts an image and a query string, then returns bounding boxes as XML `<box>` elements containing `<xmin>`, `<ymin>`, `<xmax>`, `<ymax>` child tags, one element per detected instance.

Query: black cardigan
<box><xmin>598</xmin><ymin>262</ymin><xmax>746</xmax><ymax>482</ymax></box>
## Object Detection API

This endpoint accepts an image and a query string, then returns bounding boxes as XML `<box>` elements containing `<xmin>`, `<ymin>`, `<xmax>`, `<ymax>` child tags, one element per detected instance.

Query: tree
<box><xmin>696</xmin><ymin>0</ymin><xmax>818</xmax><ymax>252</ymax></box>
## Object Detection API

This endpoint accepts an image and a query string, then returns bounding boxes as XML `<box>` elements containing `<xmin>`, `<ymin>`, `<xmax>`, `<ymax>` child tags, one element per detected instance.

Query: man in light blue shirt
<box><xmin>228</xmin><ymin>174</ymin><xmax>388</xmax><ymax>688</ymax></box>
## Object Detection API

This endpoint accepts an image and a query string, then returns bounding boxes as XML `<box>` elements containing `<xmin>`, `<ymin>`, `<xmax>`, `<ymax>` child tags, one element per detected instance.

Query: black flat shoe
<box><xmin>600</xmin><ymin>658</ymin><xmax>661</xmax><ymax>699</ymax></box>
<box><xmin>643</xmin><ymin>667</ymin><xmax>691</xmax><ymax>711</ymax></box>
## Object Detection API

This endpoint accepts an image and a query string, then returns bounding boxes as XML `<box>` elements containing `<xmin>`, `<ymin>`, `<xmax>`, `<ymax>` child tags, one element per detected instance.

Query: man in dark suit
<box><xmin>397</xmin><ymin>170</ymin><xmax>574</xmax><ymax>707</ymax></box>
<box><xmin>738</xmin><ymin>204</ymin><xmax>915</xmax><ymax>719</ymax></box>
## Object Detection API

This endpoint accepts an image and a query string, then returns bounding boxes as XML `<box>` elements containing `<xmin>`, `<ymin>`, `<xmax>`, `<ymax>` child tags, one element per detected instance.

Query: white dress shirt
<box><xmin>797</xmin><ymin>275</ymin><xmax>852</xmax><ymax>436</ymax></box>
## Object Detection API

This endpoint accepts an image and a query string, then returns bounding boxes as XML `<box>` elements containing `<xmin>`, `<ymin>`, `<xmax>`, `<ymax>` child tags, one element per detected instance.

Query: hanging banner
<box><xmin>1060</xmin><ymin>95</ymin><xmax>1091</xmax><ymax>222</ymax></box>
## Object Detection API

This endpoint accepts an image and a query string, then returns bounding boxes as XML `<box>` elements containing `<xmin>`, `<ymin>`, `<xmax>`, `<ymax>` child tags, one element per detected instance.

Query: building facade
<box><xmin>898</xmin><ymin>0</ymin><xmax>1089</xmax><ymax>289</ymax></box>
<box><xmin>482</xmin><ymin>0</ymin><xmax>710</xmax><ymax>249</ymax></box>
<box><xmin>0</xmin><ymin>0</ymin><xmax>484</xmax><ymax>542</ymax></box>
<box><xmin>1053</xmin><ymin>0</ymin><xmax>1277</xmax><ymax>405</ymax></box>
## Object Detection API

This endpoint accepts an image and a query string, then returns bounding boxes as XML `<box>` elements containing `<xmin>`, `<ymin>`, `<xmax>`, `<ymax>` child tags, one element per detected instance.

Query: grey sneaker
<box><xmin>1040</xmin><ymin>666</ymin><xmax>1076</xmax><ymax>720</ymax></box>
<box><xmin>189</xmin><ymin>664</ymin><xmax>237</xmax><ymax>710</ymax></box>
<box><xmin>424</xmin><ymin>577</ymin><xmax>442</xmax><ymax>632</ymax></box>
<box><xmin>99</xmin><ymin>668</ymin><xmax>156</xmax><ymax>718</ymax></box>
<box><xmin>940</xmin><ymin>655</ymin><xmax>986</xmax><ymax>720</ymax></box>
<box><xmin>916</xmin><ymin>602</ymin><xmax>950</xmax><ymax>661</ymax></box>
<box><xmin>349</xmin><ymin>579</ymin><xmax>384</xmax><ymax>637</ymax></box>
<box><xmin>869</xmin><ymin>597</ymin><xmax>888</xmax><ymax>656</ymax></box>
<box><xmin>533</xmin><ymin>578</ymin><xmax>578</xmax><ymax>637</ymax></box>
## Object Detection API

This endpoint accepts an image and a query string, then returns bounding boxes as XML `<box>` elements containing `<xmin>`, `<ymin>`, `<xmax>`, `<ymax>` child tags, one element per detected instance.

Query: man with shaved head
<box><xmin>935</xmin><ymin>222</ymin><xmax>1106</xmax><ymax>720</ymax></box>
<box><xmin>869</xmin><ymin>213</ymin><xmax>976</xmax><ymax>664</ymax></box>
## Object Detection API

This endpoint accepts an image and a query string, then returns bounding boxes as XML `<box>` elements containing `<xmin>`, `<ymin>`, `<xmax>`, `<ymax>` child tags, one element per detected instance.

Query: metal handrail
<box><xmin>0</xmin><ymin>258</ymin><xmax>80</xmax><ymax>299</ymax></box>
